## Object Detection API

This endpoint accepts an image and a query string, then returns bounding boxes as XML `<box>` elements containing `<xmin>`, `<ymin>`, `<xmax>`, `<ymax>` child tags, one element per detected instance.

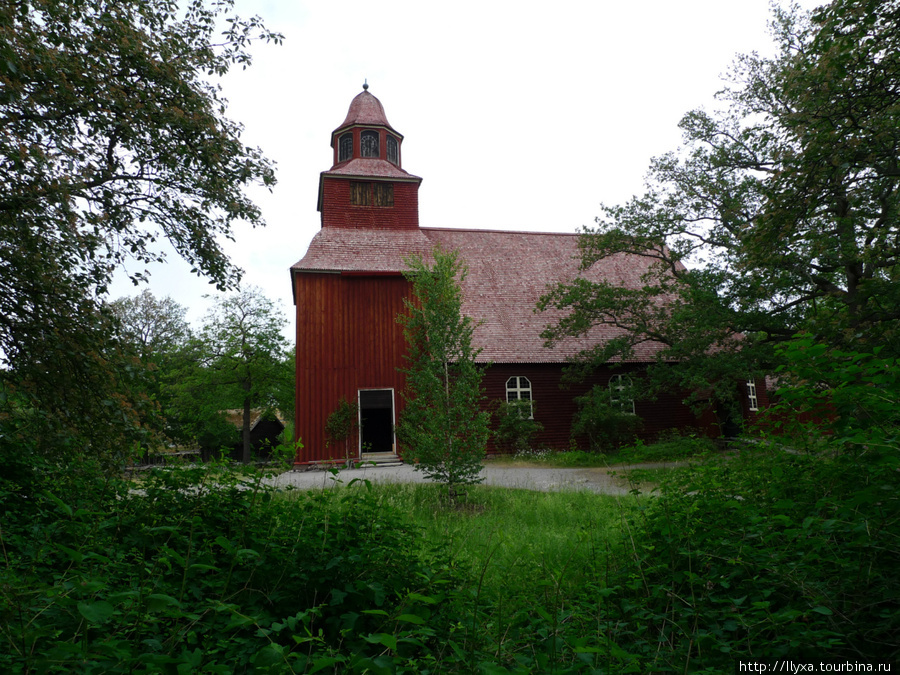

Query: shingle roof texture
<box><xmin>336</xmin><ymin>90</ymin><xmax>392</xmax><ymax>131</ymax></box>
<box><xmin>322</xmin><ymin>158</ymin><xmax>419</xmax><ymax>180</ymax></box>
<box><xmin>293</xmin><ymin>227</ymin><xmax>665</xmax><ymax>364</ymax></box>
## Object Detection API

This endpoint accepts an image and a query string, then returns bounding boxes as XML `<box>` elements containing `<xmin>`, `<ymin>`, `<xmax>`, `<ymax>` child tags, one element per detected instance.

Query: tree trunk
<box><xmin>242</xmin><ymin>394</ymin><xmax>252</xmax><ymax>464</ymax></box>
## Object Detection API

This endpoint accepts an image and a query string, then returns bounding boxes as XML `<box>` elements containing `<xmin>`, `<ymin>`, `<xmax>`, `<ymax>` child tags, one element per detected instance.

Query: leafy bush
<box><xmin>612</xmin><ymin>432</ymin><xmax>716</xmax><ymax>463</ymax></box>
<box><xmin>324</xmin><ymin>396</ymin><xmax>358</xmax><ymax>459</ymax></box>
<box><xmin>768</xmin><ymin>336</ymin><xmax>900</xmax><ymax>453</ymax></box>
<box><xmin>493</xmin><ymin>399</ymin><xmax>544</xmax><ymax>454</ymax></box>
<box><xmin>571</xmin><ymin>384</ymin><xmax>643</xmax><ymax>452</ymax></box>
<box><xmin>0</xmin><ymin>462</ymin><xmax>453</xmax><ymax>673</ymax></box>
<box><xmin>591</xmin><ymin>337</ymin><xmax>900</xmax><ymax>670</ymax></box>
<box><xmin>600</xmin><ymin>446</ymin><xmax>900</xmax><ymax>669</ymax></box>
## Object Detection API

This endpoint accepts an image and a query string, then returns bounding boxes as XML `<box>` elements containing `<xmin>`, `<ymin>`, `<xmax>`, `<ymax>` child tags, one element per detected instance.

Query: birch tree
<box><xmin>397</xmin><ymin>248</ymin><xmax>490</xmax><ymax>501</ymax></box>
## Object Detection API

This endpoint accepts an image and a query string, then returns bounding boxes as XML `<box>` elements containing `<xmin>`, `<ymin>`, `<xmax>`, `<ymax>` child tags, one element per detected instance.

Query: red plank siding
<box><xmin>320</xmin><ymin>178</ymin><xmax>420</xmax><ymax>230</ymax></box>
<box><xmin>294</xmin><ymin>271</ymin><xmax>412</xmax><ymax>462</ymax></box>
<box><xmin>482</xmin><ymin>364</ymin><xmax>716</xmax><ymax>452</ymax></box>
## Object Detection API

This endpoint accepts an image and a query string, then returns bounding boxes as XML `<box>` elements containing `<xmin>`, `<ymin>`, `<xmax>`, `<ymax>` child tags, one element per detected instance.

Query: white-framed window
<box><xmin>505</xmin><ymin>376</ymin><xmax>533</xmax><ymax>418</ymax></box>
<box><xmin>746</xmin><ymin>379</ymin><xmax>759</xmax><ymax>412</ymax></box>
<box><xmin>609</xmin><ymin>374</ymin><xmax>635</xmax><ymax>414</ymax></box>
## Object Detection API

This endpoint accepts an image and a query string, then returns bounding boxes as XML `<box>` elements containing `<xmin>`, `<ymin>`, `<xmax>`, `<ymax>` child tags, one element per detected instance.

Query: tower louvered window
<box><xmin>350</xmin><ymin>182</ymin><xmax>393</xmax><ymax>207</ymax></box>
<box><xmin>387</xmin><ymin>135</ymin><xmax>399</xmax><ymax>164</ymax></box>
<box><xmin>350</xmin><ymin>182</ymin><xmax>371</xmax><ymax>206</ymax></box>
<box><xmin>338</xmin><ymin>133</ymin><xmax>353</xmax><ymax>162</ymax></box>
<box><xmin>361</xmin><ymin>130</ymin><xmax>379</xmax><ymax>158</ymax></box>
<box><xmin>374</xmin><ymin>183</ymin><xmax>393</xmax><ymax>206</ymax></box>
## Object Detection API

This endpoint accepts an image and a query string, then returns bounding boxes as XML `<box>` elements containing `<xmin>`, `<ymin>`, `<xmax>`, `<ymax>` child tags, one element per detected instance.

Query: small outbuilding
<box><xmin>222</xmin><ymin>409</ymin><xmax>285</xmax><ymax>462</ymax></box>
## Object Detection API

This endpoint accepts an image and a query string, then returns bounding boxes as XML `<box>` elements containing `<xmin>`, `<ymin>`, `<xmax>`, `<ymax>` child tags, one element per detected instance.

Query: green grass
<box><xmin>488</xmin><ymin>433</ymin><xmax>718</xmax><ymax>469</ymax></box>
<box><xmin>311</xmin><ymin>480</ymin><xmax>643</xmax><ymax>623</ymax></box>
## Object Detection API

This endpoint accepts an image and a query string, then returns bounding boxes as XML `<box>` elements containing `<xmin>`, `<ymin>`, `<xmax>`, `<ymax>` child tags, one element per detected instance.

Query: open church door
<box><xmin>358</xmin><ymin>389</ymin><xmax>396</xmax><ymax>456</ymax></box>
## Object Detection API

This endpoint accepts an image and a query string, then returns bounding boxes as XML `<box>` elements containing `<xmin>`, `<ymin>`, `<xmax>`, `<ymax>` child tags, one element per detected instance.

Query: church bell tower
<box><xmin>317</xmin><ymin>84</ymin><xmax>422</xmax><ymax>230</ymax></box>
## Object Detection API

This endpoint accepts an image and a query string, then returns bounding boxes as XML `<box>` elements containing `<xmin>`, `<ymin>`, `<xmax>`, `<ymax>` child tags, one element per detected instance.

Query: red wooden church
<box><xmin>291</xmin><ymin>87</ymin><xmax>762</xmax><ymax>465</ymax></box>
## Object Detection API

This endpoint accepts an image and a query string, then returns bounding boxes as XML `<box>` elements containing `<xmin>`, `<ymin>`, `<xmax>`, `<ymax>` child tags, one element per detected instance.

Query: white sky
<box><xmin>110</xmin><ymin>0</ymin><xmax>823</xmax><ymax>336</ymax></box>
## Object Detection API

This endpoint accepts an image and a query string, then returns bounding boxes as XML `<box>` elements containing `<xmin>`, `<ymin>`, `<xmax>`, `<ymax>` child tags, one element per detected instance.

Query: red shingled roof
<box><xmin>322</xmin><ymin>158</ymin><xmax>419</xmax><ymax>181</ymax></box>
<box><xmin>335</xmin><ymin>90</ymin><xmax>393</xmax><ymax>132</ymax></box>
<box><xmin>293</xmin><ymin>227</ymin><xmax>432</xmax><ymax>273</ymax></box>
<box><xmin>293</xmin><ymin>226</ymin><xmax>667</xmax><ymax>364</ymax></box>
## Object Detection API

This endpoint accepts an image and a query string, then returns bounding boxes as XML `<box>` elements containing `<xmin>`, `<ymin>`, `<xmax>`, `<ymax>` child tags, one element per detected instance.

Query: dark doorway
<box><xmin>716</xmin><ymin>401</ymin><xmax>742</xmax><ymax>439</ymax></box>
<box><xmin>359</xmin><ymin>389</ymin><xmax>395</xmax><ymax>454</ymax></box>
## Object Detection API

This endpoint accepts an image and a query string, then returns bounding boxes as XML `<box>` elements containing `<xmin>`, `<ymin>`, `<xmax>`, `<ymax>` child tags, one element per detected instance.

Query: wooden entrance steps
<box><xmin>357</xmin><ymin>452</ymin><xmax>404</xmax><ymax>468</ymax></box>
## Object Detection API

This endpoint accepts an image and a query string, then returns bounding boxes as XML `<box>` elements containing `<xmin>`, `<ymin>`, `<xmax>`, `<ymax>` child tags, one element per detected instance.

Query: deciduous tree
<box><xmin>539</xmin><ymin>0</ymin><xmax>900</xmax><ymax>409</ymax></box>
<box><xmin>108</xmin><ymin>290</ymin><xmax>191</xmax><ymax>360</ymax></box>
<box><xmin>397</xmin><ymin>248</ymin><xmax>490</xmax><ymax>501</ymax></box>
<box><xmin>0</xmin><ymin>0</ymin><xmax>280</xmax><ymax>464</ymax></box>
<box><xmin>173</xmin><ymin>287</ymin><xmax>291</xmax><ymax>463</ymax></box>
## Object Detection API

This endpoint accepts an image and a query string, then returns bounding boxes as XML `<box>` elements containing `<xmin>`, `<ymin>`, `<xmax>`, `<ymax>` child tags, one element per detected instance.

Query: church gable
<box><xmin>290</xmin><ymin>86</ymin><xmax>726</xmax><ymax>464</ymax></box>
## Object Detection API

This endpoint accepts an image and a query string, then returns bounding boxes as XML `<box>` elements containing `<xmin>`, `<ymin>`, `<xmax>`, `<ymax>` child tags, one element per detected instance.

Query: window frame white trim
<box><xmin>746</xmin><ymin>379</ymin><xmax>759</xmax><ymax>412</ymax></box>
<box><xmin>609</xmin><ymin>374</ymin><xmax>635</xmax><ymax>414</ymax></box>
<box><xmin>505</xmin><ymin>376</ymin><xmax>534</xmax><ymax>419</ymax></box>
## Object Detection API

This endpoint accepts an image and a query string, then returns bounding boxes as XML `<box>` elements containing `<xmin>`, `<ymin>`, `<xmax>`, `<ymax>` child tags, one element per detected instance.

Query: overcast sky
<box><xmin>110</xmin><ymin>0</ymin><xmax>823</xmax><ymax>336</ymax></box>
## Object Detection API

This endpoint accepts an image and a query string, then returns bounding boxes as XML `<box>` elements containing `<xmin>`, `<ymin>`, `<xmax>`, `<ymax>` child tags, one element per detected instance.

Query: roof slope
<box><xmin>293</xmin><ymin>227</ymin><xmax>432</xmax><ymax>273</ymax></box>
<box><xmin>335</xmin><ymin>90</ymin><xmax>393</xmax><ymax>131</ymax></box>
<box><xmin>322</xmin><ymin>158</ymin><xmax>420</xmax><ymax>181</ymax></box>
<box><xmin>292</xmin><ymin>227</ymin><xmax>663</xmax><ymax>364</ymax></box>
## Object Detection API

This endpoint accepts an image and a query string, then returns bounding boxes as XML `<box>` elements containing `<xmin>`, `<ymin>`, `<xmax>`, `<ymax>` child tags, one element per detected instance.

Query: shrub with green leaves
<box><xmin>324</xmin><ymin>396</ymin><xmax>359</xmax><ymax>460</ymax></box>
<box><xmin>0</xmin><ymin>462</ymin><xmax>454</xmax><ymax>673</ymax></box>
<box><xmin>571</xmin><ymin>383</ymin><xmax>643</xmax><ymax>452</ymax></box>
<box><xmin>493</xmin><ymin>399</ymin><xmax>544</xmax><ymax>454</ymax></box>
<box><xmin>601</xmin><ymin>446</ymin><xmax>900</xmax><ymax>669</ymax></box>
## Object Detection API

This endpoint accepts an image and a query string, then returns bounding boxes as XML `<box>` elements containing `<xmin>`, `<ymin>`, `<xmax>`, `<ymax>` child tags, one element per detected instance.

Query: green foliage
<box><xmin>594</xmin><ymin>336</ymin><xmax>900</xmax><ymax>670</ymax></box>
<box><xmin>612</xmin><ymin>432</ymin><xmax>716</xmax><ymax>463</ymax></box>
<box><xmin>0</xmin><ymin>0</ymin><xmax>280</xmax><ymax>469</ymax></box>
<box><xmin>493</xmin><ymin>400</ymin><xmax>544</xmax><ymax>454</ymax></box>
<box><xmin>397</xmin><ymin>248</ymin><xmax>491</xmax><ymax>501</ymax></box>
<box><xmin>600</xmin><ymin>445</ymin><xmax>900</xmax><ymax>669</ymax></box>
<box><xmin>571</xmin><ymin>383</ymin><xmax>643</xmax><ymax>452</ymax></box>
<box><xmin>0</xmin><ymin>459</ymin><xmax>449</xmax><ymax>673</ymax></box>
<box><xmin>0</xmin><ymin>301</ymin><xmax>161</xmax><ymax>471</ymax></box>
<box><xmin>539</xmin><ymin>0</ymin><xmax>900</xmax><ymax>404</ymax></box>
<box><xmin>768</xmin><ymin>335</ymin><xmax>900</xmax><ymax>455</ymax></box>
<box><xmin>108</xmin><ymin>290</ymin><xmax>191</xmax><ymax>360</ymax></box>
<box><xmin>167</xmin><ymin>287</ymin><xmax>292</xmax><ymax>462</ymax></box>
<box><xmin>325</xmin><ymin>396</ymin><xmax>359</xmax><ymax>459</ymax></box>
<box><xmin>334</xmin><ymin>481</ymin><xmax>643</xmax><ymax>672</ymax></box>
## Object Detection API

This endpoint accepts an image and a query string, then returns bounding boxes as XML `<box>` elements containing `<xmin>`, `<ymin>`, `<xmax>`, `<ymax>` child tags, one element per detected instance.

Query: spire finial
<box><xmin>362</xmin><ymin>79</ymin><xmax>368</xmax><ymax>91</ymax></box>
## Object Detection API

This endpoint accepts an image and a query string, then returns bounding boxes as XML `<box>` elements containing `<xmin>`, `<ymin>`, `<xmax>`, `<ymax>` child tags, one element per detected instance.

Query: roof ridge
<box><xmin>422</xmin><ymin>226</ymin><xmax>582</xmax><ymax>237</ymax></box>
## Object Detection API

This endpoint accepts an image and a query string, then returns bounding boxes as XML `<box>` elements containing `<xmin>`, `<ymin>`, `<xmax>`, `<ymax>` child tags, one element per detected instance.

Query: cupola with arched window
<box><xmin>317</xmin><ymin>85</ymin><xmax>422</xmax><ymax>230</ymax></box>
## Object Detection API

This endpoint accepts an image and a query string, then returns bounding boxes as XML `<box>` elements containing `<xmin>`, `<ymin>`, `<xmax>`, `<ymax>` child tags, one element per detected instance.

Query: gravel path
<box><xmin>268</xmin><ymin>461</ymin><xmax>686</xmax><ymax>495</ymax></box>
